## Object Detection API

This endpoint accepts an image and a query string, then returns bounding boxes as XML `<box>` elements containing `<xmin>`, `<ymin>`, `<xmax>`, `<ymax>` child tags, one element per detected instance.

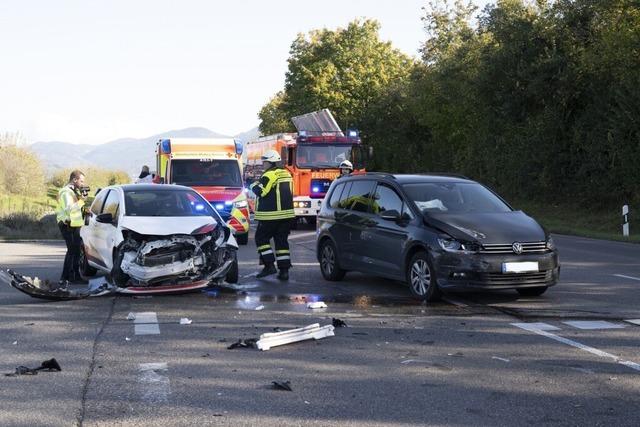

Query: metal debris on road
<box><xmin>307</xmin><ymin>301</ymin><xmax>327</xmax><ymax>309</ymax></box>
<box><xmin>256</xmin><ymin>323</ymin><xmax>335</xmax><ymax>351</ymax></box>
<box><xmin>180</xmin><ymin>318</ymin><xmax>193</xmax><ymax>325</ymax></box>
<box><xmin>271</xmin><ymin>380</ymin><xmax>293</xmax><ymax>391</ymax></box>
<box><xmin>332</xmin><ymin>318</ymin><xmax>347</xmax><ymax>327</ymax></box>
<box><xmin>227</xmin><ymin>338</ymin><xmax>258</xmax><ymax>349</ymax></box>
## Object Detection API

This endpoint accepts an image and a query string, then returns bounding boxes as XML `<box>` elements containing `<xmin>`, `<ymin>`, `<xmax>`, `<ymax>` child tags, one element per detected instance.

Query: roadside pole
<box><xmin>622</xmin><ymin>205</ymin><xmax>629</xmax><ymax>237</ymax></box>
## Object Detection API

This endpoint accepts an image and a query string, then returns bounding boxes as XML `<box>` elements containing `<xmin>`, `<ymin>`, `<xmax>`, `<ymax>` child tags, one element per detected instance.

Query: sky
<box><xmin>0</xmin><ymin>0</ymin><xmax>492</xmax><ymax>145</ymax></box>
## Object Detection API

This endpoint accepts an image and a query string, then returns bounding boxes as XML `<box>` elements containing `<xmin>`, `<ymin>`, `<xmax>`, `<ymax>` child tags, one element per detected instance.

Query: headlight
<box><xmin>438</xmin><ymin>238</ymin><xmax>480</xmax><ymax>253</ymax></box>
<box><xmin>546</xmin><ymin>236</ymin><xmax>555</xmax><ymax>250</ymax></box>
<box><xmin>233</xmin><ymin>200</ymin><xmax>248</xmax><ymax>209</ymax></box>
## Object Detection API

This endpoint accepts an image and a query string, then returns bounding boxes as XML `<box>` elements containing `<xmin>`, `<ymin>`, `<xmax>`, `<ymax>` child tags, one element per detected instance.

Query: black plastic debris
<box><xmin>1</xmin><ymin>269</ymin><xmax>112</xmax><ymax>301</ymax></box>
<box><xmin>332</xmin><ymin>318</ymin><xmax>347</xmax><ymax>328</ymax></box>
<box><xmin>5</xmin><ymin>358</ymin><xmax>61</xmax><ymax>377</ymax></box>
<box><xmin>227</xmin><ymin>339</ymin><xmax>257</xmax><ymax>350</ymax></box>
<box><xmin>271</xmin><ymin>381</ymin><xmax>292</xmax><ymax>391</ymax></box>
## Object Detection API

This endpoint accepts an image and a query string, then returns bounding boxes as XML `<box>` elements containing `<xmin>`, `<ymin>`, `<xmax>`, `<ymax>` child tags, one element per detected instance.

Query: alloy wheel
<box><xmin>321</xmin><ymin>244</ymin><xmax>335</xmax><ymax>276</ymax></box>
<box><xmin>410</xmin><ymin>259</ymin><xmax>431</xmax><ymax>296</ymax></box>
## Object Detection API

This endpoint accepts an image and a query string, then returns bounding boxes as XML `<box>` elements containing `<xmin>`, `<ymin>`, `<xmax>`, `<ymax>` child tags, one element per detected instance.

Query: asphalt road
<box><xmin>1</xmin><ymin>229</ymin><xmax>640</xmax><ymax>426</ymax></box>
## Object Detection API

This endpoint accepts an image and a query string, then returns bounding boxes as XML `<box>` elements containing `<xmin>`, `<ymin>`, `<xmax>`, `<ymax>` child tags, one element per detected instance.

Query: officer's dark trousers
<box><xmin>58</xmin><ymin>222</ymin><xmax>81</xmax><ymax>281</ymax></box>
<box><xmin>255</xmin><ymin>219</ymin><xmax>291</xmax><ymax>270</ymax></box>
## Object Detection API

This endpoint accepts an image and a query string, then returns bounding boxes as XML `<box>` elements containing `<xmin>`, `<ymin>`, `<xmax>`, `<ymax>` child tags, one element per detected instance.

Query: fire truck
<box><xmin>244</xmin><ymin>110</ymin><xmax>369</xmax><ymax>223</ymax></box>
<box><xmin>155</xmin><ymin>138</ymin><xmax>250</xmax><ymax>244</ymax></box>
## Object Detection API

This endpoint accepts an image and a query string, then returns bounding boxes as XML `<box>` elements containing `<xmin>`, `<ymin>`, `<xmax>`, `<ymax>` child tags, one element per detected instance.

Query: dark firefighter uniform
<box><xmin>250</xmin><ymin>166</ymin><xmax>295</xmax><ymax>270</ymax></box>
<box><xmin>56</xmin><ymin>184</ymin><xmax>85</xmax><ymax>282</ymax></box>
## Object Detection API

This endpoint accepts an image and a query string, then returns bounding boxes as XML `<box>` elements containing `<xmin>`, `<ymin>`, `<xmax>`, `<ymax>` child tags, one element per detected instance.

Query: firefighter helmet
<box><xmin>339</xmin><ymin>160</ymin><xmax>353</xmax><ymax>172</ymax></box>
<box><xmin>261</xmin><ymin>150</ymin><xmax>281</xmax><ymax>163</ymax></box>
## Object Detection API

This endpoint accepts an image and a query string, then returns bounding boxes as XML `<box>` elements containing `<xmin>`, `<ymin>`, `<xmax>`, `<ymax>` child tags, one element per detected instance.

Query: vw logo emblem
<box><xmin>512</xmin><ymin>242</ymin><xmax>523</xmax><ymax>254</ymax></box>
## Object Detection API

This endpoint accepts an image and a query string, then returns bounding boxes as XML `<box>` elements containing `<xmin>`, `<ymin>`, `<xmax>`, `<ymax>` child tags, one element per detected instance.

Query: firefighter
<box><xmin>250</xmin><ymin>150</ymin><xmax>295</xmax><ymax>280</ymax></box>
<box><xmin>338</xmin><ymin>160</ymin><xmax>353</xmax><ymax>177</ymax></box>
<box><xmin>56</xmin><ymin>170</ymin><xmax>87</xmax><ymax>284</ymax></box>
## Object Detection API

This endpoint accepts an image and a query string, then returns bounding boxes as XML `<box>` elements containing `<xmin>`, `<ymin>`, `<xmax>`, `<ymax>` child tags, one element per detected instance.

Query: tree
<box><xmin>259</xmin><ymin>19</ymin><xmax>415</xmax><ymax>132</ymax></box>
<box><xmin>0</xmin><ymin>133</ymin><xmax>46</xmax><ymax>198</ymax></box>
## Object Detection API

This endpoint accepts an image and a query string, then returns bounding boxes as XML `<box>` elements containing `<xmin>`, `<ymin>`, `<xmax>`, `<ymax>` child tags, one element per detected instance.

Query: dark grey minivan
<box><xmin>316</xmin><ymin>173</ymin><xmax>560</xmax><ymax>301</ymax></box>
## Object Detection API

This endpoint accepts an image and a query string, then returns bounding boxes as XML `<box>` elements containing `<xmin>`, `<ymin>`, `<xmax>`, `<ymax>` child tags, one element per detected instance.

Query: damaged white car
<box><xmin>75</xmin><ymin>184</ymin><xmax>238</xmax><ymax>295</ymax></box>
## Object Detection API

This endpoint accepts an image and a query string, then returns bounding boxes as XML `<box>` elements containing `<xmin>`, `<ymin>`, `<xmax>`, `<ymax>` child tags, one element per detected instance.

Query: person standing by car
<box><xmin>250</xmin><ymin>150</ymin><xmax>295</xmax><ymax>280</ymax></box>
<box><xmin>55</xmin><ymin>170</ymin><xmax>87</xmax><ymax>284</ymax></box>
<box><xmin>135</xmin><ymin>165</ymin><xmax>154</xmax><ymax>183</ymax></box>
<box><xmin>338</xmin><ymin>160</ymin><xmax>353</xmax><ymax>178</ymax></box>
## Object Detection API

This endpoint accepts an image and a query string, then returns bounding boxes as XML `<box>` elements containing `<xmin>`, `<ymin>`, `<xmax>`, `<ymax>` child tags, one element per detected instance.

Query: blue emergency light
<box><xmin>347</xmin><ymin>129</ymin><xmax>359</xmax><ymax>138</ymax></box>
<box><xmin>312</xmin><ymin>186</ymin><xmax>320</xmax><ymax>193</ymax></box>
<box><xmin>215</xmin><ymin>203</ymin><xmax>225</xmax><ymax>210</ymax></box>
<box><xmin>224</xmin><ymin>200</ymin><xmax>233</xmax><ymax>206</ymax></box>
<box><xmin>160</xmin><ymin>139</ymin><xmax>171</xmax><ymax>153</ymax></box>
<box><xmin>234</xmin><ymin>140</ymin><xmax>243</xmax><ymax>155</ymax></box>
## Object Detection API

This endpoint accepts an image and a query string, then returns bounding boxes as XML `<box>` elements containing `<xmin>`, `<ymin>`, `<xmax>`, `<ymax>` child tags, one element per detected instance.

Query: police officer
<box><xmin>338</xmin><ymin>160</ymin><xmax>353</xmax><ymax>177</ymax></box>
<box><xmin>250</xmin><ymin>150</ymin><xmax>295</xmax><ymax>280</ymax></box>
<box><xmin>56</xmin><ymin>170</ymin><xmax>87</xmax><ymax>284</ymax></box>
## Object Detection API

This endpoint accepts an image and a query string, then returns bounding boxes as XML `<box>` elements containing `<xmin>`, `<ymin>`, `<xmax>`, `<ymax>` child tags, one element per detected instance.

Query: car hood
<box><xmin>120</xmin><ymin>216</ymin><xmax>219</xmax><ymax>236</ymax></box>
<box><xmin>192</xmin><ymin>186</ymin><xmax>244</xmax><ymax>202</ymax></box>
<box><xmin>427</xmin><ymin>211</ymin><xmax>547</xmax><ymax>244</ymax></box>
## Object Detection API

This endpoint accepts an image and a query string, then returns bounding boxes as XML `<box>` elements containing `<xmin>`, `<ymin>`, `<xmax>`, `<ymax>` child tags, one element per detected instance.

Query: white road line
<box><xmin>512</xmin><ymin>322</ymin><xmax>560</xmax><ymax>331</ymax></box>
<box><xmin>613</xmin><ymin>274</ymin><xmax>640</xmax><ymax>282</ymax></box>
<box><xmin>138</xmin><ymin>363</ymin><xmax>170</xmax><ymax>402</ymax></box>
<box><xmin>624</xmin><ymin>319</ymin><xmax>640</xmax><ymax>326</ymax></box>
<box><xmin>134</xmin><ymin>312</ymin><xmax>160</xmax><ymax>335</ymax></box>
<box><xmin>288</xmin><ymin>232</ymin><xmax>317</xmax><ymax>240</ymax></box>
<box><xmin>512</xmin><ymin>323</ymin><xmax>640</xmax><ymax>372</ymax></box>
<box><xmin>562</xmin><ymin>320</ymin><xmax>625</xmax><ymax>330</ymax></box>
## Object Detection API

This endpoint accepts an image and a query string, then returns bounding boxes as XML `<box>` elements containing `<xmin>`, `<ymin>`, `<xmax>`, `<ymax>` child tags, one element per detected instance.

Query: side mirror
<box><xmin>96</xmin><ymin>213</ymin><xmax>114</xmax><ymax>224</ymax></box>
<box><xmin>380</xmin><ymin>209</ymin><xmax>400</xmax><ymax>221</ymax></box>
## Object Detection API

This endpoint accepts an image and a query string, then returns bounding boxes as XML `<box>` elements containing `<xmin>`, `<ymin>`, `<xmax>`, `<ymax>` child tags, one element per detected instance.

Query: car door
<box><xmin>82</xmin><ymin>189</ymin><xmax>110</xmax><ymax>267</ymax></box>
<box><xmin>363</xmin><ymin>183</ymin><xmax>413</xmax><ymax>279</ymax></box>
<box><xmin>335</xmin><ymin>179</ymin><xmax>377</xmax><ymax>270</ymax></box>
<box><xmin>94</xmin><ymin>189</ymin><xmax>122</xmax><ymax>270</ymax></box>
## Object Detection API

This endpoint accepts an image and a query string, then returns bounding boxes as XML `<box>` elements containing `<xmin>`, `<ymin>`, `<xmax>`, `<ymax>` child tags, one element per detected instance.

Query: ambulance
<box><xmin>155</xmin><ymin>138</ymin><xmax>250</xmax><ymax>244</ymax></box>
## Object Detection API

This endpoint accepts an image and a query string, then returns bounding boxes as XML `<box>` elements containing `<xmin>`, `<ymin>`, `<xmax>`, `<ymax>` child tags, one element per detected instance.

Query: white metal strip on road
<box><xmin>134</xmin><ymin>312</ymin><xmax>160</xmax><ymax>335</ymax></box>
<box><xmin>138</xmin><ymin>363</ymin><xmax>170</xmax><ymax>402</ymax></box>
<box><xmin>512</xmin><ymin>323</ymin><xmax>640</xmax><ymax>372</ymax></box>
<box><xmin>613</xmin><ymin>274</ymin><xmax>640</xmax><ymax>282</ymax></box>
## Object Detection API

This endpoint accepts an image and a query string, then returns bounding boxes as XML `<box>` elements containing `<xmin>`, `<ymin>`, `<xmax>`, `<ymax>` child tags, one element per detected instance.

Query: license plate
<box><xmin>502</xmin><ymin>262</ymin><xmax>539</xmax><ymax>273</ymax></box>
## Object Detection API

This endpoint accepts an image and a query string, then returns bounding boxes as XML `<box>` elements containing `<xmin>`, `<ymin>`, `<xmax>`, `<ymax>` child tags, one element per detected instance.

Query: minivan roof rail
<box><xmin>360</xmin><ymin>172</ymin><xmax>397</xmax><ymax>179</ymax></box>
<box><xmin>417</xmin><ymin>172</ymin><xmax>470</xmax><ymax>179</ymax></box>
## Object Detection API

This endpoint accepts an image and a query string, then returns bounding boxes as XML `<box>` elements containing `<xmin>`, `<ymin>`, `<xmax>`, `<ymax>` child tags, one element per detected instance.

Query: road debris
<box><xmin>255</xmin><ymin>305</ymin><xmax>265</xmax><ymax>311</ymax></box>
<box><xmin>332</xmin><ymin>318</ymin><xmax>347</xmax><ymax>328</ymax></box>
<box><xmin>125</xmin><ymin>337</ymin><xmax>131</xmax><ymax>341</ymax></box>
<box><xmin>12</xmin><ymin>341</ymin><xmax>17</xmax><ymax>345</ymax></box>
<box><xmin>492</xmin><ymin>356</ymin><xmax>511</xmax><ymax>363</ymax></box>
<box><xmin>1</xmin><ymin>269</ymin><xmax>114</xmax><ymax>300</ymax></box>
<box><xmin>307</xmin><ymin>301</ymin><xmax>327</xmax><ymax>309</ymax></box>
<box><xmin>448</xmin><ymin>352</ymin><xmax>464</xmax><ymax>357</ymax></box>
<box><xmin>5</xmin><ymin>358</ymin><xmax>61</xmax><ymax>377</ymax></box>
<box><xmin>401</xmin><ymin>359</ymin><xmax>431</xmax><ymax>365</ymax></box>
<box><xmin>227</xmin><ymin>339</ymin><xmax>258</xmax><ymax>349</ymax></box>
<box><xmin>127</xmin><ymin>313</ymin><xmax>136</xmax><ymax>321</ymax></box>
<box><xmin>180</xmin><ymin>318</ymin><xmax>193</xmax><ymax>325</ymax></box>
<box><xmin>256</xmin><ymin>323</ymin><xmax>335</xmax><ymax>351</ymax></box>
<box><xmin>271</xmin><ymin>380</ymin><xmax>293</xmax><ymax>391</ymax></box>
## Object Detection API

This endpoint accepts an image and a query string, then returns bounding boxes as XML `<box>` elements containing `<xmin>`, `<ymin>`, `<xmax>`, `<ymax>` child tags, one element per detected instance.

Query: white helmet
<box><xmin>261</xmin><ymin>150</ymin><xmax>281</xmax><ymax>163</ymax></box>
<box><xmin>339</xmin><ymin>160</ymin><xmax>353</xmax><ymax>171</ymax></box>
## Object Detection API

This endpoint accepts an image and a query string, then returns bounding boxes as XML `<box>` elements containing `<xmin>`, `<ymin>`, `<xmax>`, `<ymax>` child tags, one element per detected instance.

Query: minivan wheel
<box><xmin>319</xmin><ymin>239</ymin><xmax>346</xmax><ymax>281</ymax></box>
<box><xmin>79</xmin><ymin>244</ymin><xmax>97</xmax><ymax>277</ymax></box>
<box><xmin>407</xmin><ymin>252</ymin><xmax>441</xmax><ymax>302</ymax></box>
<box><xmin>517</xmin><ymin>286</ymin><xmax>548</xmax><ymax>297</ymax></box>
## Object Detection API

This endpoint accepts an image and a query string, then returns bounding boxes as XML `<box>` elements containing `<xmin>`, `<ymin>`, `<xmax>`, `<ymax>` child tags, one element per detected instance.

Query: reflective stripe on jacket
<box><xmin>250</xmin><ymin>167</ymin><xmax>294</xmax><ymax>221</ymax></box>
<box><xmin>56</xmin><ymin>185</ymin><xmax>84</xmax><ymax>227</ymax></box>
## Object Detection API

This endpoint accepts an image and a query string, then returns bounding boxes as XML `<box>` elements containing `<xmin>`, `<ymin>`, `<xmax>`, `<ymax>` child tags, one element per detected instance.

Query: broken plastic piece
<box><xmin>38</xmin><ymin>358</ymin><xmax>62</xmax><ymax>371</ymax></box>
<box><xmin>227</xmin><ymin>339</ymin><xmax>257</xmax><ymax>350</ymax></box>
<box><xmin>306</xmin><ymin>301</ymin><xmax>327</xmax><ymax>309</ymax></box>
<box><xmin>1</xmin><ymin>269</ymin><xmax>114</xmax><ymax>300</ymax></box>
<box><xmin>180</xmin><ymin>318</ymin><xmax>193</xmax><ymax>325</ymax></box>
<box><xmin>256</xmin><ymin>323</ymin><xmax>335</xmax><ymax>351</ymax></box>
<box><xmin>332</xmin><ymin>318</ymin><xmax>347</xmax><ymax>328</ymax></box>
<box><xmin>254</xmin><ymin>305</ymin><xmax>265</xmax><ymax>311</ymax></box>
<box><xmin>127</xmin><ymin>312</ymin><xmax>136</xmax><ymax>321</ymax></box>
<box><xmin>271</xmin><ymin>380</ymin><xmax>292</xmax><ymax>391</ymax></box>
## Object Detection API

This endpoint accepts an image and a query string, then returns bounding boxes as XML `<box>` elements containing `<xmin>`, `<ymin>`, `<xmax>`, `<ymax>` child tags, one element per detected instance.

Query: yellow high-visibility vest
<box><xmin>56</xmin><ymin>185</ymin><xmax>84</xmax><ymax>227</ymax></box>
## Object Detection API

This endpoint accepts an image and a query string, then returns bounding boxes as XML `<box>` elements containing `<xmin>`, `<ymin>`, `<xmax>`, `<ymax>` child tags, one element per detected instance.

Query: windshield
<box><xmin>296</xmin><ymin>144</ymin><xmax>353</xmax><ymax>168</ymax></box>
<box><xmin>171</xmin><ymin>159</ymin><xmax>242</xmax><ymax>187</ymax></box>
<box><xmin>403</xmin><ymin>182</ymin><xmax>512</xmax><ymax>214</ymax></box>
<box><xmin>124</xmin><ymin>189</ymin><xmax>219</xmax><ymax>218</ymax></box>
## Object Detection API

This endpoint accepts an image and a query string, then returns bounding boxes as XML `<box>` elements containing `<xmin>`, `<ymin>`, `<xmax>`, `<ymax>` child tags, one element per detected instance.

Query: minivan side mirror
<box><xmin>380</xmin><ymin>209</ymin><xmax>400</xmax><ymax>221</ymax></box>
<box><xmin>96</xmin><ymin>213</ymin><xmax>114</xmax><ymax>224</ymax></box>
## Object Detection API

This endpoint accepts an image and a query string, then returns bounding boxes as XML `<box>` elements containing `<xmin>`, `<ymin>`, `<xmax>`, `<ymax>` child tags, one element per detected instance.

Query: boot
<box><xmin>277</xmin><ymin>268</ymin><xmax>289</xmax><ymax>281</ymax></box>
<box><xmin>256</xmin><ymin>264</ymin><xmax>277</xmax><ymax>278</ymax></box>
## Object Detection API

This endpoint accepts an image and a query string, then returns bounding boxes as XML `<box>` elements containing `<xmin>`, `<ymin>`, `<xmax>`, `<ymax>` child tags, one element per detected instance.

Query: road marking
<box><xmin>512</xmin><ymin>322</ymin><xmax>560</xmax><ymax>331</ymax></box>
<box><xmin>134</xmin><ymin>312</ymin><xmax>160</xmax><ymax>335</ymax></box>
<box><xmin>562</xmin><ymin>320</ymin><xmax>625</xmax><ymax>330</ymax></box>
<box><xmin>491</xmin><ymin>356</ymin><xmax>511</xmax><ymax>363</ymax></box>
<box><xmin>238</xmin><ymin>261</ymin><xmax>320</xmax><ymax>267</ymax></box>
<box><xmin>613</xmin><ymin>274</ymin><xmax>640</xmax><ymax>282</ymax></box>
<box><xmin>288</xmin><ymin>232</ymin><xmax>317</xmax><ymax>240</ymax></box>
<box><xmin>512</xmin><ymin>323</ymin><xmax>640</xmax><ymax>372</ymax></box>
<box><xmin>624</xmin><ymin>319</ymin><xmax>640</xmax><ymax>326</ymax></box>
<box><xmin>138</xmin><ymin>363</ymin><xmax>170</xmax><ymax>402</ymax></box>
